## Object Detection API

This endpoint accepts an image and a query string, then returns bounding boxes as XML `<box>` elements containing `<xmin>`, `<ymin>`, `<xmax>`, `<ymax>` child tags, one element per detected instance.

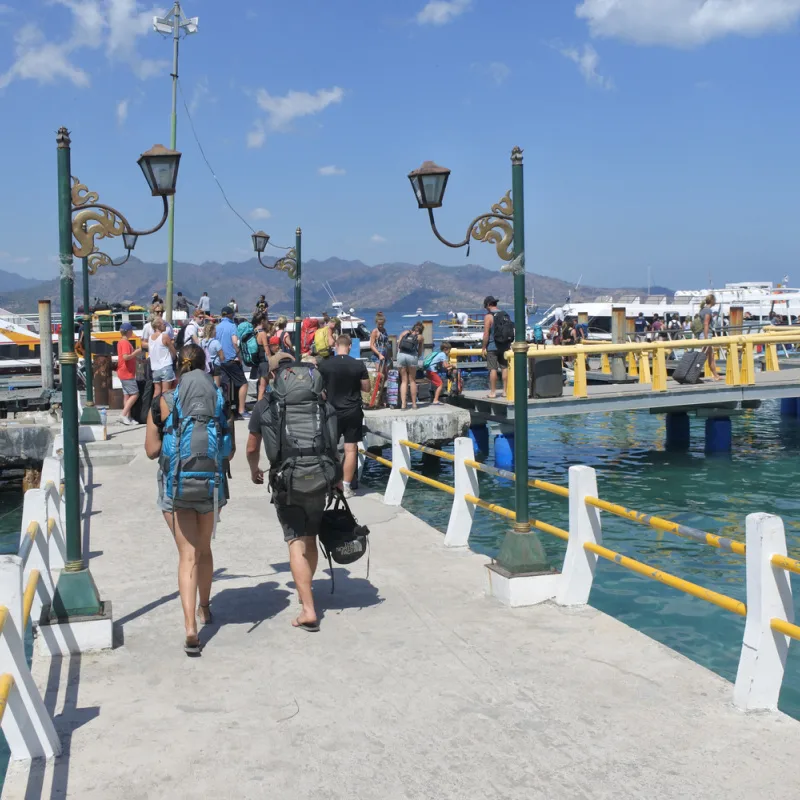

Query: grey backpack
<box><xmin>259</xmin><ymin>362</ymin><xmax>341</xmax><ymax>504</ymax></box>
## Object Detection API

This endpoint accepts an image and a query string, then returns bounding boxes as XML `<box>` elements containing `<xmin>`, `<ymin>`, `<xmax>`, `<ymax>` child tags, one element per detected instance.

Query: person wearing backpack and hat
<box><xmin>145</xmin><ymin>343</ymin><xmax>232</xmax><ymax>655</ymax></box>
<box><xmin>423</xmin><ymin>342</ymin><xmax>453</xmax><ymax>405</ymax></box>
<box><xmin>482</xmin><ymin>296</ymin><xmax>513</xmax><ymax>399</ymax></box>
<box><xmin>246</xmin><ymin>353</ymin><xmax>341</xmax><ymax>632</ymax></box>
<box><xmin>397</xmin><ymin>321</ymin><xmax>424</xmax><ymax>410</ymax></box>
<box><xmin>313</xmin><ymin>315</ymin><xmax>339</xmax><ymax>360</ymax></box>
<box><xmin>217</xmin><ymin>305</ymin><xmax>250</xmax><ymax>419</ymax></box>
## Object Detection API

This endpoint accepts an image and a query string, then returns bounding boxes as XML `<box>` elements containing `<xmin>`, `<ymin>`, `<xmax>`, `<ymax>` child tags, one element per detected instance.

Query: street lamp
<box><xmin>407</xmin><ymin>147</ymin><xmax>549</xmax><ymax>577</ymax></box>
<box><xmin>56</xmin><ymin>127</ymin><xmax>179</xmax><ymax>624</ymax></box>
<box><xmin>251</xmin><ymin>228</ymin><xmax>303</xmax><ymax>354</ymax></box>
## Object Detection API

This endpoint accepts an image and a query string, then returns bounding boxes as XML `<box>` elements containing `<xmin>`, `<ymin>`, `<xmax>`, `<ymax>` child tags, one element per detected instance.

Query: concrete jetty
<box><xmin>5</xmin><ymin>420</ymin><xmax>800</xmax><ymax>798</ymax></box>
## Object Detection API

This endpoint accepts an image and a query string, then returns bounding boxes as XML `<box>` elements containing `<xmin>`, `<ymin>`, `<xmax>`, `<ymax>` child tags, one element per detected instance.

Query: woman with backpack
<box><xmin>148</xmin><ymin>317</ymin><xmax>177</xmax><ymax>398</ymax></box>
<box><xmin>251</xmin><ymin>312</ymin><xmax>271</xmax><ymax>401</ymax></box>
<box><xmin>144</xmin><ymin>343</ymin><xmax>232</xmax><ymax>656</ymax></box>
<box><xmin>397</xmin><ymin>321</ymin><xmax>424</xmax><ymax>410</ymax></box>
<box><xmin>313</xmin><ymin>316</ymin><xmax>339</xmax><ymax>360</ymax></box>
<box><xmin>200</xmin><ymin>320</ymin><xmax>225</xmax><ymax>387</ymax></box>
<box><xmin>274</xmin><ymin>316</ymin><xmax>296</xmax><ymax>358</ymax></box>
<box><xmin>698</xmin><ymin>294</ymin><xmax>721</xmax><ymax>381</ymax></box>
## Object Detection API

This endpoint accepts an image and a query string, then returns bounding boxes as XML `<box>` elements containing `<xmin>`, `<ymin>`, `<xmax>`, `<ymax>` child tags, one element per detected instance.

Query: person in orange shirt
<box><xmin>117</xmin><ymin>322</ymin><xmax>142</xmax><ymax>425</ymax></box>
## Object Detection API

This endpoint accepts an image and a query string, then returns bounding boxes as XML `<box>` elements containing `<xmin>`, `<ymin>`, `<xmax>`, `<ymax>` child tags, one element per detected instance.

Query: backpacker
<box><xmin>199</xmin><ymin>337</ymin><xmax>215</xmax><ymax>374</ymax></box>
<box><xmin>259</xmin><ymin>362</ymin><xmax>341</xmax><ymax>505</ymax></box>
<box><xmin>237</xmin><ymin>321</ymin><xmax>259</xmax><ymax>367</ymax></box>
<box><xmin>690</xmin><ymin>315</ymin><xmax>704</xmax><ymax>337</ymax></box>
<box><xmin>301</xmin><ymin>317</ymin><xmax>319</xmax><ymax>355</ymax></box>
<box><xmin>533</xmin><ymin>324</ymin><xmax>545</xmax><ymax>345</ymax></box>
<box><xmin>319</xmin><ymin>490</ymin><xmax>370</xmax><ymax>593</ymax></box>
<box><xmin>313</xmin><ymin>327</ymin><xmax>332</xmax><ymax>359</ymax></box>
<box><xmin>422</xmin><ymin>351</ymin><xmax>438</xmax><ymax>370</ymax></box>
<box><xmin>159</xmin><ymin>370</ymin><xmax>232</xmax><ymax>507</ymax></box>
<box><xmin>492</xmin><ymin>310</ymin><xmax>515</xmax><ymax>349</ymax></box>
<box><xmin>399</xmin><ymin>332</ymin><xmax>419</xmax><ymax>355</ymax></box>
<box><xmin>174</xmin><ymin>324</ymin><xmax>187</xmax><ymax>351</ymax></box>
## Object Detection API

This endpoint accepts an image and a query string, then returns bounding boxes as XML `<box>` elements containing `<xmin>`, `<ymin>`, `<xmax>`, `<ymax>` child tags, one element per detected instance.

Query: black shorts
<box><xmin>486</xmin><ymin>350</ymin><xmax>500</xmax><ymax>372</ymax></box>
<box><xmin>337</xmin><ymin>407</ymin><xmax>364</xmax><ymax>444</ymax></box>
<box><xmin>220</xmin><ymin>360</ymin><xmax>247</xmax><ymax>389</ymax></box>
<box><xmin>276</xmin><ymin>496</ymin><xmax>326</xmax><ymax>542</ymax></box>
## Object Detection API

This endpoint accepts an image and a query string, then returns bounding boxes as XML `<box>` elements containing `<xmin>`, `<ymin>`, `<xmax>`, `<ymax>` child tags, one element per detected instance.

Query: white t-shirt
<box><xmin>198</xmin><ymin>296</ymin><xmax>210</xmax><ymax>312</ymax></box>
<box><xmin>142</xmin><ymin>321</ymin><xmax>174</xmax><ymax>345</ymax></box>
<box><xmin>184</xmin><ymin>321</ymin><xmax>200</xmax><ymax>344</ymax></box>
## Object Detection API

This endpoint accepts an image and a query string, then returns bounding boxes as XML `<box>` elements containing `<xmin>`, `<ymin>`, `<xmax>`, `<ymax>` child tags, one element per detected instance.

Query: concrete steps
<box><xmin>78</xmin><ymin>439</ymin><xmax>139</xmax><ymax>467</ymax></box>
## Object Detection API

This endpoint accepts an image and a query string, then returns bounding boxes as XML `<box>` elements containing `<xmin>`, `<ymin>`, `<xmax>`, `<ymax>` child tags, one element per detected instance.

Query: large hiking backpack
<box><xmin>159</xmin><ymin>370</ymin><xmax>232</xmax><ymax>507</ymax></box>
<box><xmin>301</xmin><ymin>318</ymin><xmax>319</xmax><ymax>354</ymax></box>
<box><xmin>492</xmin><ymin>310</ymin><xmax>515</xmax><ymax>349</ymax></box>
<box><xmin>259</xmin><ymin>362</ymin><xmax>341</xmax><ymax>505</ymax></box>
<box><xmin>237</xmin><ymin>321</ymin><xmax>259</xmax><ymax>367</ymax></box>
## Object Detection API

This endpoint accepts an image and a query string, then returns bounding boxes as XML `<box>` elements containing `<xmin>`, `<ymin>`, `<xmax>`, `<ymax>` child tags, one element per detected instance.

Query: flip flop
<box><xmin>184</xmin><ymin>635</ymin><xmax>202</xmax><ymax>656</ymax></box>
<box><xmin>293</xmin><ymin>618</ymin><xmax>320</xmax><ymax>633</ymax></box>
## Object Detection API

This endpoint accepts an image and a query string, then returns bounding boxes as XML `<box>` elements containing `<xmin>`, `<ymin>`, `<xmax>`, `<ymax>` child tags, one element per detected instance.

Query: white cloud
<box><xmin>246</xmin><ymin>122</ymin><xmax>266</xmax><ymax>149</ymax></box>
<box><xmin>560</xmin><ymin>43</ymin><xmax>614</xmax><ymax>90</ymax></box>
<box><xmin>0</xmin><ymin>0</ymin><xmax>168</xmax><ymax>90</ymax></box>
<box><xmin>250</xmin><ymin>208</ymin><xmax>272</xmax><ymax>220</ymax></box>
<box><xmin>318</xmin><ymin>165</ymin><xmax>346</xmax><ymax>176</ymax></box>
<box><xmin>370</xmin><ymin>234</ymin><xmax>387</xmax><ymax>244</ymax></box>
<box><xmin>254</xmin><ymin>86</ymin><xmax>344</xmax><ymax>132</ymax></box>
<box><xmin>576</xmin><ymin>0</ymin><xmax>800</xmax><ymax>47</ymax></box>
<box><xmin>116</xmin><ymin>98</ymin><xmax>128</xmax><ymax>125</ymax></box>
<box><xmin>189</xmin><ymin>76</ymin><xmax>211</xmax><ymax>115</ymax></box>
<box><xmin>416</xmin><ymin>0</ymin><xmax>470</xmax><ymax>25</ymax></box>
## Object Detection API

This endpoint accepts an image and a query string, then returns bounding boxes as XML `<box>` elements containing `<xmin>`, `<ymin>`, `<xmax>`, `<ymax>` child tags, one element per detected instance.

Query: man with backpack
<box><xmin>217</xmin><ymin>306</ymin><xmax>249</xmax><ymax>420</ymax></box>
<box><xmin>317</xmin><ymin>334</ymin><xmax>371</xmax><ymax>498</ymax></box>
<box><xmin>423</xmin><ymin>342</ymin><xmax>453</xmax><ymax>405</ymax></box>
<box><xmin>482</xmin><ymin>296</ymin><xmax>514</xmax><ymax>399</ymax></box>
<box><xmin>246</xmin><ymin>353</ymin><xmax>342</xmax><ymax>632</ymax></box>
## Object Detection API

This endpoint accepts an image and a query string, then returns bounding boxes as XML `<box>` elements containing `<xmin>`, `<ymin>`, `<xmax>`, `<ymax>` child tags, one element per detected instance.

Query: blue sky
<box><xmin>0</xmin><ymin>0</ymin><xmax>799</xmax><ymax>291</ymax></box>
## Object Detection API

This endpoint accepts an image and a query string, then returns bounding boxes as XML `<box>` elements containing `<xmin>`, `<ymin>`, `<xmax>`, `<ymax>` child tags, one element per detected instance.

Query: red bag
<box><xmin>300</xmin><ymin>318</ymin><xmax>319</xmax><ymax>354</ymax></box>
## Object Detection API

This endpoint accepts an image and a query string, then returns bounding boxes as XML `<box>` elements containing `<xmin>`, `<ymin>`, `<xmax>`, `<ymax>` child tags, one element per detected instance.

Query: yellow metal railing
<box><xmin>22</xmin><ymin>570</ymin><xmax>39</xmax><ymax>629</ymax></box>
<box><xmin>0</xmin><ymin>673</ymin><xmax>14</xmax><ymax>726</ymax></box>
<box><xmin>463</xmin><ymin>494</ymin><xmax>569</xmax><ymax>540</ymax></box>
<box><xmin>771</xmin><ymin>553</ymin><xmax>800</xmax><ymax>576</ymax></box>
<box><xmin>770</xmin><ymin>618</ymin><xmax>800</xmax><ymax>641</ymax></box>
<box><xmin>360</xmin><ymin>450</ymin><xmax>393</xmax><ymax>469</ymax></box>
<box><xmin>399</xmin><ymin>440</ymin><xmax>455</xmax><ymax>462</ymax></box>
<box><xmin>584</xmin><ymin>541</ymin><xmax>747</xmax><ymax>616</ymax></box>
<box><xmin>463</xmin><ymin>459</ymin><xmax>569</xmax><ymax>499</ymax></box>
<box><xmin>400</xmin><ymin>468</ymin><xmax>455</xmax><ymax>495</ymax></box>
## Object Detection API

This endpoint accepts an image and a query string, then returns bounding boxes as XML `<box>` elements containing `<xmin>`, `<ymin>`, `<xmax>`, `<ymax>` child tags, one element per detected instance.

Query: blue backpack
<box><xmin>160</xmin><ymin>371</ymin><xmax>232</xmax><ymax>507</ymax></box>
<box><xmin>237</xmin><ymin>321</ymin><xmax>259</xmax><ymax>367</ymax></box>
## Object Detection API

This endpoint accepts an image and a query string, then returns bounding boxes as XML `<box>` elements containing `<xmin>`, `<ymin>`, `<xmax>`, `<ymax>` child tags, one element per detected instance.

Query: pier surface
<box><xmin>6</xmin><ymin>421</ymin><xmax>800</xmax><ymax>799</ymax></box>
<box><xmin>455</xmin><ymin>364</ymin><xmax>800</xmax><ymax>423</ymax></box>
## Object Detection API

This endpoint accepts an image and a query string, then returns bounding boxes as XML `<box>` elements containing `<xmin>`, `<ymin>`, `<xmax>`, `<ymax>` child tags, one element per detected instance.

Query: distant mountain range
<box><xmin>0</xmin><ymin>257</ymin><xmax>672</xmax><ymax>315</ymax></box>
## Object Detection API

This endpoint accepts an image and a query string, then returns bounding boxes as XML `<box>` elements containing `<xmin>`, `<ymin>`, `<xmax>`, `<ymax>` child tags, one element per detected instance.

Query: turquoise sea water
<box><xmin>360</xmin><ymin>395</ymin><xmax>800</xmax><ymax>719</ymax></box>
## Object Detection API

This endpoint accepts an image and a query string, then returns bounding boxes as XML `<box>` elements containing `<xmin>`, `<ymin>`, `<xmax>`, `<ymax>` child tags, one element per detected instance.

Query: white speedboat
<box><xmin>403</xmin><ymin>308</ymin><xmax>440</xmax><ymax>318</ymax></box>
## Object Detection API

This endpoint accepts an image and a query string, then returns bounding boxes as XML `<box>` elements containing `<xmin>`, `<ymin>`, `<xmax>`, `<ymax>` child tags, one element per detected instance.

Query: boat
<box><xmin>403</xmin><ymin>308</ymin><xmax>440</xmax><ymax>318</ymax></box>
<box><xmin>538</xmin><ymin>281</ymin><xmax>800</xmax><ymax>341</ymax></box>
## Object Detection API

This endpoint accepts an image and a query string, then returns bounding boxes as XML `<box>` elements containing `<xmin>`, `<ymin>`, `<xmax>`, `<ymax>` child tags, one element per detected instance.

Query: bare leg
<box><xmin>409</xmin><ymin>368</ymin><xmax>418</xmax><ymax>409</ymax></box>
<box><xmin>121</xmin><ymin>393</ymin><xmax>138</xmax><ymax>418</ymax></box>
<box><xmin>153</xmin><ymin>381</ymin><xmax>163</xmax><ymax>398</ymax></box>
<box><xmin>706</xmin><ymin>346</ymin><xmax>721</xmax><ymax>379</ymax></box>
<box><xmin>343</xmin><ymin>442</ymin><xmax>357</xmax><ymax>484</ymax></box>
<box><xmin>195</xmin><ymin>512</ymin><xmax>214</xmax><ymax>615</ymax></box>
<box><xmin>489</xmin><ymin>369</ymin><xmax>497</xmax><ymax>397</ymax></box>
<box><xmin>400</xmin><ymin>368</ymin><xmax>408</xmax><ymax>409</ymax></box>
<box><xmin>501</xmin><ymin>367</ymin><xmax>509</xmax><ymax>396</ymax></box>
<box><xmin>289</xmin><ymin>536</ymin><xmax>318</xmax><ymax>626</ymax></box>
<box><xmin>238</xmin><ymin>382</ymin><xmax>248</xmax><ymax>414</ymax></box>
<box><xmin>432</xmin><ymin>382</ymin><xmax>443</xmax><ymax>403</ymax></box>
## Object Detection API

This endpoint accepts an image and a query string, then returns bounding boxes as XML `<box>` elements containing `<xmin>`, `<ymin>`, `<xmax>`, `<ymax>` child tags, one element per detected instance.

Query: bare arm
<box><xmin>703</xmin><ymin>311</ymin><xmax>710</xmax><ymax>337</ymax></box>
<box><xmin>163</xmin><ymin>333</ymin><xmax>176</xmax><ymax>358</ymax></box>
<box><xmin>360</xmin><ymin>378</ymin><xmax>371</xmax><ymax>392</ymax></box>
<box><xmin>482</xmin><ymin>316</ymin><xmax>491</xmax><ymax>350</ymax></box>
<box><xmin>246</xmin><ymin>432</ymin><xmax>264</xmax><ymax>484</ymax></box>
<box><xmin>369</xmin><ymin>329</ymin><xmax>382</xmax><ymax>359</ymax></box>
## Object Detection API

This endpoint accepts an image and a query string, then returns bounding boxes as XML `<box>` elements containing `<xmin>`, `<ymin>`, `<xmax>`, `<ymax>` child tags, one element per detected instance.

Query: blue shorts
<box><xmin>152</xmin><ymin>365</ymin><xmax>175</xmax><ymax>383</ymax></box>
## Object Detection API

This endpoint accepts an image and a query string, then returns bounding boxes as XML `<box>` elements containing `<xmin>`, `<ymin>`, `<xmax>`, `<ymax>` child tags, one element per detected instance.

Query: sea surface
<box><xmin>360</xmin><ymin>391</ymin><xmax>800</xmax><ymax>720</ymax></box>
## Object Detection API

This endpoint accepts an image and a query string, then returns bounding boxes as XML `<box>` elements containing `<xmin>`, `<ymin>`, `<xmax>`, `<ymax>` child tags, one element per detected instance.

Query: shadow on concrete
<box><xmin>288</xmin><ymin>567</ymin><xmax>384</xmax><ymax>619</ymax></box>
<box><xmin>23</xmin><ymin>655</ymin><xmax>99</xmax><ymax>799</ymax></box>
<box><xmin>199</xmin><ymin>581</ymin><xmax>291</xmax><ymax>648</ymax></box>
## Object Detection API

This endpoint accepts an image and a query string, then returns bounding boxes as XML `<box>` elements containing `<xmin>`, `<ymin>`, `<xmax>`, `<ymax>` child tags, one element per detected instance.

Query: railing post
<box><xmin>652</xmin><ymin>347</ymin><xmax>667</xmax><ymax>392</ymax></box>
<box><xmin>0</xmin><ymin>612</ymin><xmax>61</xmax><ymax>758</ymax></box>
<box><xmin>573</xmin><ymin>351</ymin><xmax>587</xmax><ymax>398</ymax></box>
<box><xmin>42</xmin><ymin>484</ymin><xmax>66</xmax><ymax>571</ymax></box>
<box><xmin>638</xmin><ymin>351</ymin><xmax>651</xmax><ymax>384</ymax></box>
<box><xmin>384</xmin><ymin>420</ymin><xmax>410</xmax><ymax>506</ymax></box>
<box><xmin>444</xmin><ymin>437</ymin><xmax>478</xmax><ymax>548</ymax></box>
<box><xmin>733</xmin><ymin>513</ymin><xmax>793</xmax><ymax>711</ymax></box>
<box><xmin>0</xmin><ymin>558</ymin><xmax>24</xmax><ymax>636</ymax></box>
<box><xmin>741</xmin><ymin>341</ymin><xmax>756</xmax><ymax>385</ymax></box>
<box><xmin>725</xmin><ymin>342</ymin><xmax>741</xmax><ymax>386</ymax></box>
<box><xmin>22</xmin><ymin>527</ymin><xmax>54</xmax><ymax>627</ymax></box>
<box><xmin>555</xmin><ymin>466</ymin><xmax>601</xmax><ymax>606</ymax></box>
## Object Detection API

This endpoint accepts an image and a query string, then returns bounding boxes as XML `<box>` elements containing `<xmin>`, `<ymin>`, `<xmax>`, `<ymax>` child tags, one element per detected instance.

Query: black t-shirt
<box><xmin>317</xmin><ymin>355</ymin><xmax>368</xmax><ymax>413</ymax></box>
<box><xmin>248</xmin><ymin>397</ymin><xmax>269</xmax><ymax>437</ymax></box>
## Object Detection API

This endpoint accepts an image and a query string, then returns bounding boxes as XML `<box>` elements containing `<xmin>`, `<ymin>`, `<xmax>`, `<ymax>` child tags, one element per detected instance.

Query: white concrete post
<box><xmin>384</xmin><ymin>420</ymin><xmax>410</xmax><ymax>506</ymax></box>
<box><xmin>444</xmin><ymin>437</ymin><xmax>478</xmax><ymax>548</ymax></box>
<box><xmin>0</xmin><ymin>557</ymin><xmax>24</xmax><ymax>637</ymax></box>
<box><xmin>733</xmin><ymin>513</ymin><xmax>793</xmax><ymax>712</ymax></box>
<box><xmin>0</xmin><ymin>613</ymin><xmax>61</xmax><ymax>759</ymax></box>
<box><xmin>19</xmin><ymin>528</ymin><xmax>54</xmax><ymax>628</ymax></box>
<box><xmin>555</xmin><ymin>466</ymin><xmax>602</xmax><ymax>606</ymax></box>
<box><xmin>19</xmin><ymin>492</ymin><xmax>46</xmax><ymax>562</ymax></box>
<box><xmin>40</xmin><ymin>456</ymin><xmax>62</xmax><ymax>492</ymax></box>
<box><xmin>356</xmin><ymin>440</ymin><xmax>366</xmax><ymax>482</ymax></box>
<box><xmin>42</xmin><ymin>483</ymin><xmax>66</xmax><ymax>571</ymax></box>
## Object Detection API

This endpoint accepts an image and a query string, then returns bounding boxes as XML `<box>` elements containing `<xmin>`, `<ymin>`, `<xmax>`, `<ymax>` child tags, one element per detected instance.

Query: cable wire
<box><xmin>177</xmin><ymin>79</ymin><xmax>292</xmax><ymax>250</ymax></box>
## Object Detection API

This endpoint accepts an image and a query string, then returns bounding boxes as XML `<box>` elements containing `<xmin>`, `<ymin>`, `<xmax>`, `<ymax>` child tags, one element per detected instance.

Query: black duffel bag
<box><xmin>319</xmin><ymin>491</ymin><xmax>370</xmax><ymax>592</ymax></box>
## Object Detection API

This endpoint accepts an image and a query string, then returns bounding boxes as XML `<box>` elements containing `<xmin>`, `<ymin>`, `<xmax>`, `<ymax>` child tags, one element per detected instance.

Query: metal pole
<box><xmin>495</xmin><ymin>146</ymin><xmax>549</xmax><ymax>574</ymax></box>
<box><xmin>52</xmin><ymin>127</ymin><xmax>103</xmax><ymax>619</ymax></box>
<box><xmin>38</xmin><ymin>300</ymin><xmax>54</xmax><ymax>391</ymax></box>
<box><xmin>611</xmin><ymin>306</ymin><xmax>626</xmax><ymax>381</ymax></box>
<box><xmin>164</xmin><ymin>0</ymin><xmax>180</xmax><ymax>324</ymax></box>
<box><xmin>79</xmin><ymin>250</ymin><xmax>102</xmax><ymax>424</ymax></box>
<box><xmin>294</xmin><ymin>227</ymin><xmax>302</xmax><ymax>355</ymax></box>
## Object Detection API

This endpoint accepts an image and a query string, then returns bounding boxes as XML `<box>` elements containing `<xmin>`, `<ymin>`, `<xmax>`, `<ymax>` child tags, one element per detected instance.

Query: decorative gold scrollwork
<box><xmin>72</xmin><ymin>208</ymin><xmax>126</xmax><ymax>258</ymax></box>
<box><xmin>276</xmin><ymin>248</ymin><xmax>298</xmax><ymax>279</ymax></box>
<box><xmin>86</xmin><ymin>251</ymin><xmax>112</xmax><ymax>275</ymax></box>
<box><xmin>471</xmin><ymin>191</ymin><xmax>515</xmax><ymax>262</ymax></box>
<box><xmin>71</xmin><ymin>177</ymin><xmax>99</xmax><ymax>208</ymax></box>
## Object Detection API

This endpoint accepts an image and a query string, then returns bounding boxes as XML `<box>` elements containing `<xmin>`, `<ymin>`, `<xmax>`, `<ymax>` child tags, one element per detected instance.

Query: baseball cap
<box><xmin>268</xmin><ymin>352</ymin><xmax>293</xmax><ymax>373</ymax></box>
<box><xmin>221</xmin><ymin>305</ymin><xmax>234</xmax><ymax>316</ymax></box>
<box><xmin>483</xmin><ymin>296</ymin><xmax>498</xmax><ymax>308</ymax></box>
<box><xmin>119</xmin><ymin>322</ymin><xmax>133</xmax><ymax>332</ymax></box>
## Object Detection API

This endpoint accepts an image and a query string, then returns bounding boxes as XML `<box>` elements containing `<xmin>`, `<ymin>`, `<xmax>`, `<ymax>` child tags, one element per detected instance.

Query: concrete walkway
<box><xmin>5</xmin><ymin>419</ymin><xmax>800</xmax><ymax>799</ymax></box>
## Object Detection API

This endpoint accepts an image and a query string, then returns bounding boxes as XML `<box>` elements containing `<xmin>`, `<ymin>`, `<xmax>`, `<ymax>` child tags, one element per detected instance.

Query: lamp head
<box><xmin>252</xmin><ymin>231</ymin><xmax>270</xmax><ymax>254</ymax></box>
<box><xmin>138</xmin><ymin>144</ymin><xmax>181</xmax><ymax>197</ymax></box>
<box><xmin>407</xmin><ymin>161</ymin><xmax>450</xmax><ymax>209</ymax></box>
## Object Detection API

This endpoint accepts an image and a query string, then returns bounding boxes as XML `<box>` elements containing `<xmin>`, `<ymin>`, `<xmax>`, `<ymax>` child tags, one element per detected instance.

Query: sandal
<box><xmin>184</xmin><ymin>635</ymin><xmax>202</xmax><ymax>656</ymax></box>
<box><xmin>292</xmin><ymin>617</ymin><xmax>320</xmax><ymax>633</ymax></box>
<box><xmin>197</xmin><ymin>604</ymin><xmax>213</xmax><ymax>625</ymax></box>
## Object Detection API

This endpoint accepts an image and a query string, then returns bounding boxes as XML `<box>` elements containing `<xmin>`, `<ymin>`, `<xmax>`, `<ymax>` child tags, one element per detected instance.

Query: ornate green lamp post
<box><xmin>55</xmin><ymin>128</ymin><xmax>180</xmax><ymax>619</ymax></box>
<box><xmin>407</xmin><ymin>147</ymin><xmax>549</xmax><ymax>575</ymax></box>
<box><xmin>252</xmin><ymin>228</ymin><xmax>303</xmax><ymax>354</ymax></box>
